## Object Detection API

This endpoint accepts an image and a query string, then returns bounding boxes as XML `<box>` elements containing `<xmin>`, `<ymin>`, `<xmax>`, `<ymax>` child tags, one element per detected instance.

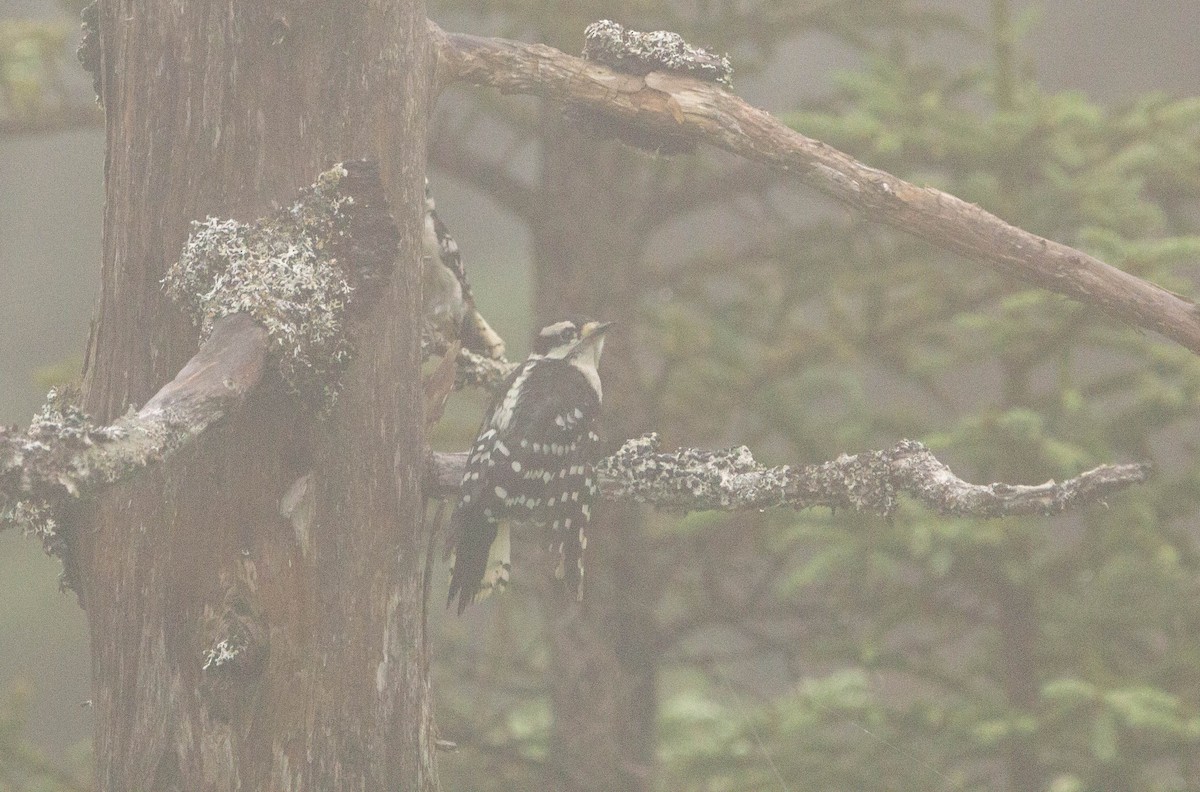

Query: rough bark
<box><xmin>430</xmin><ymin>24</ymin><xmax>1200</xmax><ymax>356</ymax></box>
<box><xmin>71</xmin><ymin>2</ymin><xmax>436</xmax><ymax>790</ymax></box>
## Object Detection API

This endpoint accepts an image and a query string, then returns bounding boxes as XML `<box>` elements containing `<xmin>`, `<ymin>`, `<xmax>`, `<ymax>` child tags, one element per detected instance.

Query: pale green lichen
<box><xmin>583</xmin><ymin>19</ymin><xmax>733</xmax><ymax>87</ymax></box>
<box><xmin>26</xmin><ymin>388</ymin><xmax>132</xmax><ymax>493</ymax></box>
<box><xmin>1</xmin><ymin>388</ymin><xmax>126</xmax><ymax>558</ymax></box>
<box><xmin>3</xmin><ymin>498</ymin><xmax>56</xmax><ymax>542</ymax></box>
<box><xmin>164</xmin><ymin>164</ymin><xmax>358</xmax><ymax>409</ymax></box>
<box><xmin>202</xmin><ymin>637</ymin><xmax>246</xmax><ymax>672</ymax></box>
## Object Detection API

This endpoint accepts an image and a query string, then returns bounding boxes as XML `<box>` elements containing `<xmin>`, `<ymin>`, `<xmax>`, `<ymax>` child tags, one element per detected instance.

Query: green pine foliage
<box><xmin>0</xmin><ymin>20</ymin><xmax>71</xmax><ymax>123</ymax></box>
<box><xmin>652</xmin><ymin>23</ymin><xmax>1200</xmax><ymax>792</ymax></box>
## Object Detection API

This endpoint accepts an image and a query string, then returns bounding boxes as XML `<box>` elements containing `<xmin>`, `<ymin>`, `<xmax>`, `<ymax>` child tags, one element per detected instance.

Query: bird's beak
<box><xmin>568</xmin><ymin>321</ymin><xmax>614</xmax><ymax>359</ymax></box>
<box><xmin>580</xmin><ymin>321</ymin><xmax>614</xmax><ymax>341</ymax></box>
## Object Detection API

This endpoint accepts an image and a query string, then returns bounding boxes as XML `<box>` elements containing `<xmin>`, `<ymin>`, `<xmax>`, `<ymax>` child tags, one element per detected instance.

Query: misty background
<box><xmin>3</xmin><ymin>0</ymin><xmax>1200</xmax><ymax>784</ymax></box>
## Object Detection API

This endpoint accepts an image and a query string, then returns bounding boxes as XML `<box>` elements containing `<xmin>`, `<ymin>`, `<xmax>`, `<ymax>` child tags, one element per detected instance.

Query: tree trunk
<box><xmin>72</xmin><ymin>2</ymin><xmax>436</xmax><ymax>789</ymax></box>
<box><xmin>531</xmin><ymin>110</ymin><xmax>660</xmax><ymax>792</ymax></box>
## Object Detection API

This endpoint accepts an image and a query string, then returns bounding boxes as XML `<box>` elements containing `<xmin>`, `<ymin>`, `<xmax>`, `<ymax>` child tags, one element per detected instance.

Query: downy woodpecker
<box><xmin>448</xmin><ymin>318</ymin><xmax>612</xmax><ymax>613</ymax></box>
<box><xmin>423</xmin><ymin>179</ymin><xmax>506</xmax><ymax>360</ymax></box>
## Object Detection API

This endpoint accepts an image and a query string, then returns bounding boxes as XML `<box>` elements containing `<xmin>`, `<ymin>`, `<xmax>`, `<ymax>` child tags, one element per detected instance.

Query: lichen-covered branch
<box><xmin>582</xmin><ymin>20</ymin><xmax>733</xmax><ymax>87</ymax></box>
<box><xmin>0</xmin><ymin>313</ymin><xmax>268</xmax><ymax>544</ymax></box>
<box><xmin>431</xmin><ymin>22</ymin><xmax>1200</xmax><ymax>356</ymax></box>
<box><xmin>428</xmin><ymin>434</ymin><xmax>1149</xmax><ymax>519</ymax></box>
<box><xmin>1</xmin><ymin>162</ymin><xmax>398</xmax><ymax>544</ymax></box>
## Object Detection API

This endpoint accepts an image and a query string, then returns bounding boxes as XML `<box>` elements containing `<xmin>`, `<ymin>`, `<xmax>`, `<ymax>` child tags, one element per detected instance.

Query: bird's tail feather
<box><xmin>447</xmin><ymin>506</ymin><xmax>510</xmax><ymax>614</ymax></box>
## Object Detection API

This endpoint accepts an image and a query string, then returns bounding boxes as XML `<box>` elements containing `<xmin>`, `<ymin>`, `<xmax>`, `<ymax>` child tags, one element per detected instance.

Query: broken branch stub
<box><xmin>2</xmin><ymin>163</ymin><xmax>397</xmax><ymax>547</ymax></box>
<box><xmin>421</xmin><ymin>336</ymin><xmax>517</xmax><ymax>392</ymax></box>
<box><xmin>1</xmin><ymin>314</ymin><xmax>268</xmax><ymax>549</ymax></box>
<box><xmin>164</xmin><ymin>159</ymin><xmax>397</xmax><ymax>409</ymax></box>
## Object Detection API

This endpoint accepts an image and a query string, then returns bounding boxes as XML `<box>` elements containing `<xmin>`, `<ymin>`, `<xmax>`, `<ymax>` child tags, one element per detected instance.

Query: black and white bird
<box><xmin>448</xmin><ymin>318</ymin><xmax>612</xmax><ymax>614</ymax></box>
<box><xmin>422</xmin><ymin>179</ymin><xmax>506</xmax><ymax>360</ymax></box>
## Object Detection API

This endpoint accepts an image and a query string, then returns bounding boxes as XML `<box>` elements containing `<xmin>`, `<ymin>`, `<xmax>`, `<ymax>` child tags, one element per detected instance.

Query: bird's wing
<box><xmin>504</xmin><ymin>361</ymin><xmax>603</xmax><ymax>599</ymax></box>
<box><xmin>447</xmin><ymin>361</ymin><xmax>531</xmax><ymax>613</ymax></box>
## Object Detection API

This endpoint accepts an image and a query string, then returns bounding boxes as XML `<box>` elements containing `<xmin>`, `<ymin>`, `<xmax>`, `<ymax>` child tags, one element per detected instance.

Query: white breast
<box><xmin>570</xmin><ymin>338</ymin><xmax>604</xmax><ymax>402</ymax></box>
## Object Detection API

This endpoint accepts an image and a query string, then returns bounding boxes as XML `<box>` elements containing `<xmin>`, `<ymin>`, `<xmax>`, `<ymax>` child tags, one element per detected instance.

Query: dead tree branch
<box><xmin>430</xmin><ymin>22</ymin><xmax>1200</xmax><ymax>355</ymax></box>
<box><xmin>1</xmin><ymin>161</ymin><xmax>397</xmax><ymax>542</ymax></box>
<box><xmin>0</xmin><ymin>313</ymin><xmax>268</xmax><ymax>540</ymax></box>
<box><xmin>427</xmin><ymin>434</ymin><xmax>1149</xmax><ymax>518</ymax></box>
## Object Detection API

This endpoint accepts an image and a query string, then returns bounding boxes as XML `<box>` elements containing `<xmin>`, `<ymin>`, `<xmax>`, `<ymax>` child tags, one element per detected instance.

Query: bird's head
<box><xmin>533</xmin><ymin>318</ymin><xmax>613</xmax><ymax>363</ymax></box>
